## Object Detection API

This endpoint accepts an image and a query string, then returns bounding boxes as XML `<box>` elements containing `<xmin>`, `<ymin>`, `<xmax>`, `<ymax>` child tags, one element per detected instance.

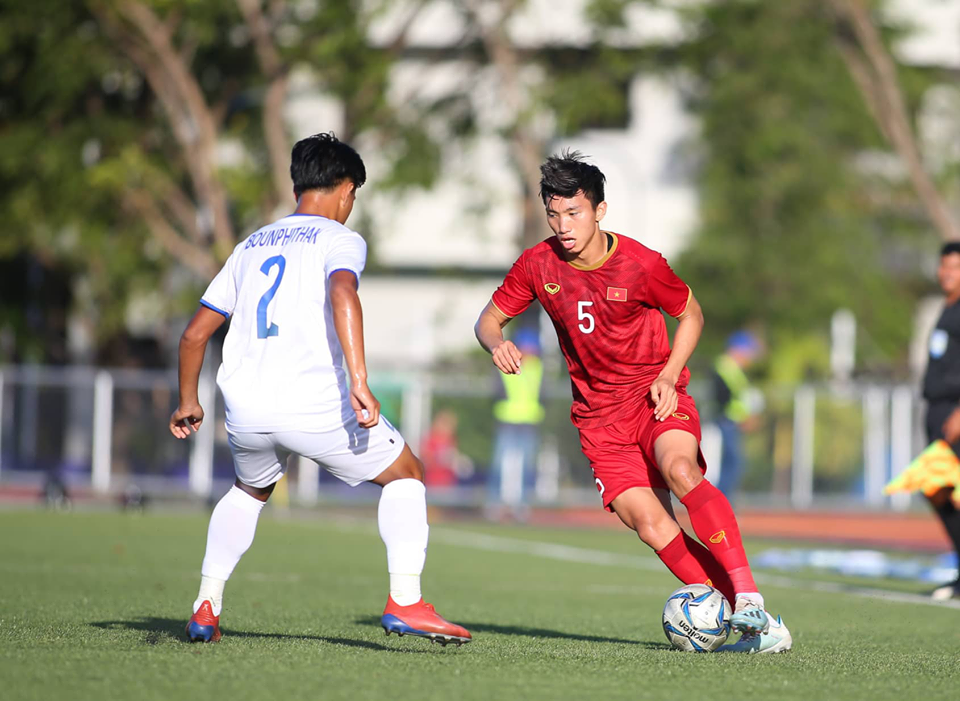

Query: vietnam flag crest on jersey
<box><xmin>606</xmin><ymin>287</ymin><xmax>628</xmax><ymax>302</ymax></box>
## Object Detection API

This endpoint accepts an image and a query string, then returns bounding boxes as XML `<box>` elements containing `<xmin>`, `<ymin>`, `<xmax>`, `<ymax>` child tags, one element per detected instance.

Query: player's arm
<box><xmin>651</xmin><ymin>290</ymin><xmax>704</xmax><ymax>421</ymax></box>
<box><xmin>328</xmin><ymin>269</ymin><xmax>380</xmax><ymax>428</ymax></box>
<box><xmin>475</xmin><ymin>301</ymin><xmax>523</xmax><ymax>375</ymax></box>
<box><xmin>170</xmin><ymin>306</ymin><xmax>227</xmax><ymax>438</ymax></box>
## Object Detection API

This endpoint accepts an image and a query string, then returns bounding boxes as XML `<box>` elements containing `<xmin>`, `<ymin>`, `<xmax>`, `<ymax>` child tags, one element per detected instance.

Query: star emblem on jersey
<box><xmin>544</xmin><ymin>283</ymin><xmax>561</xmax><ymax>295</ymax></box>
<box><xmin>606</xmin><ymin>286</ymin><xmax>627</xmax><ymax>302</ymax></box>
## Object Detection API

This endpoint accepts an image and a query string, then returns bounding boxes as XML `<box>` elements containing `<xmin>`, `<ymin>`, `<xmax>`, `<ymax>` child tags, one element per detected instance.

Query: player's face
<box><xmin>938</xmin><ymin>253</ymin><xmax>960</xmax><ymax>298</ymax></box>
<box><xmin>544</xmin><ymin>191</ymin><xmax>606</xmax><ymax>256</ymax></box>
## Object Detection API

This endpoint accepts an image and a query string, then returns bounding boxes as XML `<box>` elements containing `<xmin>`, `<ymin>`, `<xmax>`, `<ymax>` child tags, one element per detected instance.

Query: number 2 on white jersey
<box><xmin>257</xmin><ymin>255</ymin><xmax>286</xmax><ymax>338</ymax></box>
<box><xmin>578</xmin><ymin>300</ymin><xmax>595</xmax><ymax>334</ymax></box>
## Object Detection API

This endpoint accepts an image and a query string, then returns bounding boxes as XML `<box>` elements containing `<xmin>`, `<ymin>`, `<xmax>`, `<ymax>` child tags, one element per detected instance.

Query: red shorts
<box><xmin>579</xmin><ymin>389</ymin><xmax>706</xmax><ymax>512</ymax></box>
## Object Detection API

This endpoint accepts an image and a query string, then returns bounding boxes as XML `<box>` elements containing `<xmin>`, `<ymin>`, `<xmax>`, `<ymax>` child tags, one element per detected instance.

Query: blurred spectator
<box><xmin>42</xmin><ymin>471</ymin><xmax>70</xmax><ymax>510</ymax></box>
<box><xmin>487</xmin><ymin>327</ymin><xmax>545</xmax><ymax>520</ymax></box>
<box><xmin>422</xmin><ymin>410</ymin><xmax>468</xmax><ymax>489</ymax></box>
<box><xmin>710</xmin><ymin>330</ymin><xmax>763</xmax><ymax>499</ymax></box>
<box><xmin>921</xmin><ymin>242</ymin><xmax>960</xmax><ymax>600</ymax></box>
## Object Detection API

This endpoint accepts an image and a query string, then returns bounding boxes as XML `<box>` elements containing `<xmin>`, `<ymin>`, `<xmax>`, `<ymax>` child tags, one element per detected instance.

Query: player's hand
<box><xmin>491</xmin><ymin>340</ymin><xmax>523</xmax><ymax>375</ymax></box>
<box><xmin>351</xmin><ymin>383</ymin><xmax>380</xmax><ymax>429</ymax></box>
<box><xmin>943</xmin><ymin>408</ymin><xmax>960</xmax><ymax>444</ymax></box>
<box><xmin>170</xmin><ymin>404</ymin><xmax>204</xmax><ymax>438</ymax></box>
<box><xmin>650</xmin><ymin>375</ymin><xmax>678</xmax><ymax>422</ymax></box>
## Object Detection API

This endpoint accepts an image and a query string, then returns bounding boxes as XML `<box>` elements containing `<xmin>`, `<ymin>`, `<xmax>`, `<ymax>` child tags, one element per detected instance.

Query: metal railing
<box><xmin>0</xmin><ymin>364</ymin><xmax>926</xmax><ymax>510</ymax></box>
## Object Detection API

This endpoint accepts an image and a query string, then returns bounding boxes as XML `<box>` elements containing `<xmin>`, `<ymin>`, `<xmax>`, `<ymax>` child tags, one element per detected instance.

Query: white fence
<box><xmin>0</xmin><ymin>364</ymin><xmax>926</xmax><ymax>510</ymax></box>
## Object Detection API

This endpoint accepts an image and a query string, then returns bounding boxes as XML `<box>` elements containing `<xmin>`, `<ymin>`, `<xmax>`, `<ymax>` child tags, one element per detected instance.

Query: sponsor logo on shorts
<box><xmin>544</xmin><ymin>283</ymin><xmax>561</xmax><ymax>295</ymax></box>
<box><xmin>709</xmin><ymin>530</ymin><xmax>726</xmax><ymax>544</ymax></box>
<box><xmin>704</xmin><ymin>578</ymin><xmax>713</xmax><ymax>587</ymax></box>
<box><xmin>672</xmin><ymin>412</ymin><xmax>690</xmax><ymax>421</ymax></box>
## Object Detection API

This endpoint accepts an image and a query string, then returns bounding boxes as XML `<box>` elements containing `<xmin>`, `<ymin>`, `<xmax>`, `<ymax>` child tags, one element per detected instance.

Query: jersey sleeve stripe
<box><xmin>328</xmin><ymin>267</ymin><xmax>360</xmax><ymax>281</ymax></box>
<box><xmin>673</xmin><ymin>286</ymin><xmax>693</xmax><ymax>319</ymax></box>
<box><xmin>490</xmin><ymin>297</ymin><xmax>515</xmax><ymax>319</ymax></box>
<box><xmin>200</xmin><ymin>299</ymin><xmax>230</xmax><ymax>318</ymax></box>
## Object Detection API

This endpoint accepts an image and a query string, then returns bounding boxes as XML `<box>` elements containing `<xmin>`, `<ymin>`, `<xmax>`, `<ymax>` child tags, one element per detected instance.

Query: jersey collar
<box><xmin>567</xmin><ymin>232</ymin><xmax>619</xmax><ymax>271</ymax></box>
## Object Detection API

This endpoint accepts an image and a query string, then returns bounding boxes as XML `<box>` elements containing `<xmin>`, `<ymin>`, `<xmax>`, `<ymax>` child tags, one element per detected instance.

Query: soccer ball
<box><xmin>662</xmin><ymin>584</ymin><xmax>731</xmax><ymax>652</ymax></box>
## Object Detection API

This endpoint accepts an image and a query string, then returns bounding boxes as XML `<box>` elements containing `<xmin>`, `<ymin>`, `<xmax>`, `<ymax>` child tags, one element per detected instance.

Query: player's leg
<box><xmin>291</xmin><ymin>418</ymin><xmax>470</xmax><ymax>645</ymax></box>
<box><xmin>369</xmin><ymin>446</ymin><xmax>471</xmax><ymax>645</ymax></box>
<box><xmin>610</xmin><ymin>487</ymin><xmax>735</xmax><ymax>601</ymax></box>
<box><xmin>368</xmin><ymin>445</ymin><xmax>429</xmax><ymax>609</ymax></box>
<box><xmin>187</xmin><ymin>432</ymin><xmax>287</xmax><ymax>642</ymax></box>
<box><xmin>582</xmin><ymin>421</ymin><xmax>736</xmax><ymax>601</ymax></box>
<box><xmin>926</xmin><ymin>487</ymin><xmax>960</xmax><ymax>599</ymax></box>
<box><xmin>654</xmin><ymin>429</ymin><xmax>770</xmax><ymax>636</ymax></box>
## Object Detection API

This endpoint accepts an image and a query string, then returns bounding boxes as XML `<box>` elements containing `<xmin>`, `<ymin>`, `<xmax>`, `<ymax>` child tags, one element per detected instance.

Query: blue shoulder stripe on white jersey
<box><xmin>200</xmin><ymin>299</ymin><xmax>230</xmax><ymax>318</ymax></box>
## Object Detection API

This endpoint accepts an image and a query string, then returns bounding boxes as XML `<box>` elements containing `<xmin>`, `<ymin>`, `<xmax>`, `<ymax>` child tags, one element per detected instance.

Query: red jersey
<box><xmin>491</xmin><ymin>232</ymin><xmax>691</xmax><ymax>429</ymax></box>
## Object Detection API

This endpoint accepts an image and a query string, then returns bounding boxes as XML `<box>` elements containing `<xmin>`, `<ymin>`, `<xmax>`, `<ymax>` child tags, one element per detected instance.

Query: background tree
<box><xmin>0</xmin><ymin>0</ymin><xmax>432</xmax><ymax>361</ymax></box>
<box><xmin>662</xmin><ymin>0</ymin><xmax>945</xmax><ymax>379</ymax></box>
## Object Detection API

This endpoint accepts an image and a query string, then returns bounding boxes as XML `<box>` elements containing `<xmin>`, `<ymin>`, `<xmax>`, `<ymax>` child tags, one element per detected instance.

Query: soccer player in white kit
<box><xmin>169</xmin><ymin>133</ymin><xmax>471</xmax><ymax>646</ymax></box>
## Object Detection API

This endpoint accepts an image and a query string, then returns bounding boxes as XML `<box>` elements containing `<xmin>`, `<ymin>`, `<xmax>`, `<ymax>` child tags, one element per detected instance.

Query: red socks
<box><xmin>679</xmin><ymin>480</ymin><xmax>757</xmax><ymax>595</ymax></box>
<box><xmin>656</xmin><ymin>531</ymin><xmax>736</xmax><ymax>602</ymax></box>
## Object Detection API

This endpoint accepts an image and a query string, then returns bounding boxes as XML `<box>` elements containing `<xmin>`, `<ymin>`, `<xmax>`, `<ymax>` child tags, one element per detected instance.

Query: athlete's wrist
<box><xmin>656</xmin><ymin>369</ymin><xmax>680</xmax><ymax>385</ymax></box>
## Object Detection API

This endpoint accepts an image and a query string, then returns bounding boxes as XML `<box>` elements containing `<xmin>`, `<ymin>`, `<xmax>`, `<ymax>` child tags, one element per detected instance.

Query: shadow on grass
<box><xmin>354</xmin><ymin>616</ymin><xmax>670</xmax><ymax>648</ymax></box>
<box><xmin>90</xmin><ymin>617</ymin><xmax>429</xmax><ymax>653</ymax></box>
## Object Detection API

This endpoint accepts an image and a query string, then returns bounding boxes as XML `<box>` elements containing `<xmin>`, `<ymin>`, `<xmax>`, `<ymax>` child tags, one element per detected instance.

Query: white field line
<box><xmin>0</xmin><ymin>561</ymin><xmax>300</xmax><ymax>583</ymax></box>
<box><xmin>427</xmin><ymin>527</ymin><xmax>960</xmax><ymax>611</ymax></box>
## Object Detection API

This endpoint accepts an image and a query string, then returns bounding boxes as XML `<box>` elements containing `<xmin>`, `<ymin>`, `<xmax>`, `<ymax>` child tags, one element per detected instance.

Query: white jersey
<box><xmin>200</xmin><ymin>214</ymin><xmax>367</xmax><ymax>433</ymax></box>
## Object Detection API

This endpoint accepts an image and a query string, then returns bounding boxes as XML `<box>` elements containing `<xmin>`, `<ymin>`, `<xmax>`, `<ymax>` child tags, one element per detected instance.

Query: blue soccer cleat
<box><xmin>729</xmin><ymin>596</ymin><xmax>770</xmax><ymax>636</ymax></box>
<box><xmin>185</xmin><ymin>599</ymin><xmax>221</xmax><ymax>643</ymax></box>
<box><xmin>718</xmin><ymin>614</ymin><xmax>792</xmax><ymax>654</ymax></box>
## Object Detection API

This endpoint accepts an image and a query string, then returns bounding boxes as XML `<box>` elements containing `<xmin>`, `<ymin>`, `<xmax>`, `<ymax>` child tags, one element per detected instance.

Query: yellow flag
<box><xmin>884</xmin><ymin>439</ymin><xmax>960</xmax><ymax>497</ymax></box>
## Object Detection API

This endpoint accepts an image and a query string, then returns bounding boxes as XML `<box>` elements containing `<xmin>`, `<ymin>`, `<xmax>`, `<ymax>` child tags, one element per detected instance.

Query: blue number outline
<box><xmin>256</xmin><ymin>255</ymin><xmax>286</xmax><ymax>338</ymax></box>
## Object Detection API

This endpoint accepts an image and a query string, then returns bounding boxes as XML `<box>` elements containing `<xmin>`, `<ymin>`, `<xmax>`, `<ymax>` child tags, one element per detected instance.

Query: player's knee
<box><xmin>235</xmin><ymin>479</ymin><xmax>273</xmax><ymax>502</ymax></box>
<box><xmin>392</xmin><ymin>452</ymin><xmax>425</xmax><ymax>482</ymax></box>
<box><xmin>406</xmin><ymin>456</ymin><xmax>425</xmax><ymax>482</ymax></box>
<box><xmin>635</xmin><ymin>516</ymin><xmax>677</xmax><ymax>550</ymax></box>
<box><xmin>660</xmin><ymin>455</ymin><xmax>702</xmax><ymax>493</ymax></box>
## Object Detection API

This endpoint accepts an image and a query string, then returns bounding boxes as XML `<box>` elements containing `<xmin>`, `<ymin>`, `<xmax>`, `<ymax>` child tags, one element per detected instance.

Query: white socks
<box><xmin>378</xmin><ymin>479</ymin><xmax>429</xmax><ymax>606</ymax></box>
<box><xmin>192</xmin><ymin>481</ymin><xmax>428</xmax><ymax>614</ymax></box>
<box><xmin>735</xmin><ymin>592</ymin><xmax>765</xmax><ymax>610</ymax></box>
<box><xmin>195</xmin><ymin>575</ymin><xmax>226</xmax><ymax>616</ymax></box>
<box><xmin>194</xmin><ymin>485</ymin><xmax>266</xmax><ymax>615</ymax></box>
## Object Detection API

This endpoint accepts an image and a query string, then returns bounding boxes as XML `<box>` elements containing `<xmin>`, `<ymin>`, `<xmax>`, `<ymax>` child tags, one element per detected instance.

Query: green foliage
<box><xmin>541</xmin><ymin>46</ymin><xmax>635</xmax><ymax>135</ymax></box>
<box><xmin>670</xmin><ymin>0</ymin><xmax>942</xmax><ymax>378</ymax></box>
<box><xmin>0</xmin><ymin>0</ymin><xmax>442</xmax><ymax>359</ymax></box>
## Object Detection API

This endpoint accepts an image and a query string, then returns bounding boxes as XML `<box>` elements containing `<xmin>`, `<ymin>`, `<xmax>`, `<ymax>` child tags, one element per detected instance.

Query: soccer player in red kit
<box><xmin>475</xmin><ymin>152</ymin><xmax>791</xmax><ymax>653</ymax></box>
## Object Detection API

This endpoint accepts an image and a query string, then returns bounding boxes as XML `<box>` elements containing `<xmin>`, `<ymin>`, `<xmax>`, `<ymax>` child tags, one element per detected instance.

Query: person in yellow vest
<box><xmin>711</xmin><ymin>331</ymin><xmax>762</xmax><ymax>499</ymax></box>
<box><xmin>487</xmin><ymin>327</ymin><xmax>545</xmax><ymax>520</ymax></box>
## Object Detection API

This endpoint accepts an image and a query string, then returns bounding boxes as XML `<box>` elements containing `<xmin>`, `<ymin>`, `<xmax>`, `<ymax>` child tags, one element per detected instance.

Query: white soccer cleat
<box><xmin>930</xmin><ymin>581</ymin><xmax>960</xmax><ymax>601</ymax></box>
<box><xmin>729</xmin><ymin>595</ymin><xmax>770</xmax><ymax>636</ymax></box>
<box><xmin>718</xmin><ymin>614</ymin><xmax>792</xmax><ymax>654</ymax></box>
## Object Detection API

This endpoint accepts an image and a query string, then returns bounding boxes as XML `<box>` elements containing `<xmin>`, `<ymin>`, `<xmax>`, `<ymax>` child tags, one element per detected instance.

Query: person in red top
<box><xmin>475</xmin><ymin>151</ymin><xmax>791</xmax><ymax>653</ymax></box>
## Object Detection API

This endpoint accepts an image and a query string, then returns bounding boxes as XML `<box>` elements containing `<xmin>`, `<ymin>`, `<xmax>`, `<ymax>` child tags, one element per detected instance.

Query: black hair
<box><xmin>942</xmin><ymin>242</ymin><xmax>960</xmax><ymax>257</ymax></box>
<box><xmin>290</xmin><ymin>132</ymin><xmax>366</xmax><ymax>198</ymax></box>
<box><xmin>539</xmin><ymin>149</ymin><xmax>606</xmax><ymax>209</ymax></box>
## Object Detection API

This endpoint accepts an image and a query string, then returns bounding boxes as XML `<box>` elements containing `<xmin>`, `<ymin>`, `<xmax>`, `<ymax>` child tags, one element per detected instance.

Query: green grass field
<box><xmin>2</xmin><ymin>508</ymin><xmax>959</xmax><ymax>701</ymax></box>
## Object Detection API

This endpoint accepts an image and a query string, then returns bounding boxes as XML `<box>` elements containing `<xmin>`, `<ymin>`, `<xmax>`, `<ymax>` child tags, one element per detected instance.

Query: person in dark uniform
<box><xmin>922</xmin><ymin>242</ymin><xmax>960</xmax><ymax>600</ymax></box>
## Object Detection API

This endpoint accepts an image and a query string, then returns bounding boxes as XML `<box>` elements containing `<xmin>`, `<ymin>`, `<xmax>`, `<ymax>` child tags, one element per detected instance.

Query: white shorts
<box><xmin>227</xmin><ymin>415</ymin><xmax>406</xmax><ymax>489</ymax></box>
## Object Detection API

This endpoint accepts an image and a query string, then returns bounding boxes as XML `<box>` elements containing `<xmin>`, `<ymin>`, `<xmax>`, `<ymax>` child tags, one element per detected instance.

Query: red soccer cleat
<box><xmin>185</xmin><ymin>600</ymin><xmax>222</xmax><ymax>643</ymax></box>
<box><xmin>381</xmin><ymin>597</ymin><xmax>472</xmax><ymax>646</ymax></box>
